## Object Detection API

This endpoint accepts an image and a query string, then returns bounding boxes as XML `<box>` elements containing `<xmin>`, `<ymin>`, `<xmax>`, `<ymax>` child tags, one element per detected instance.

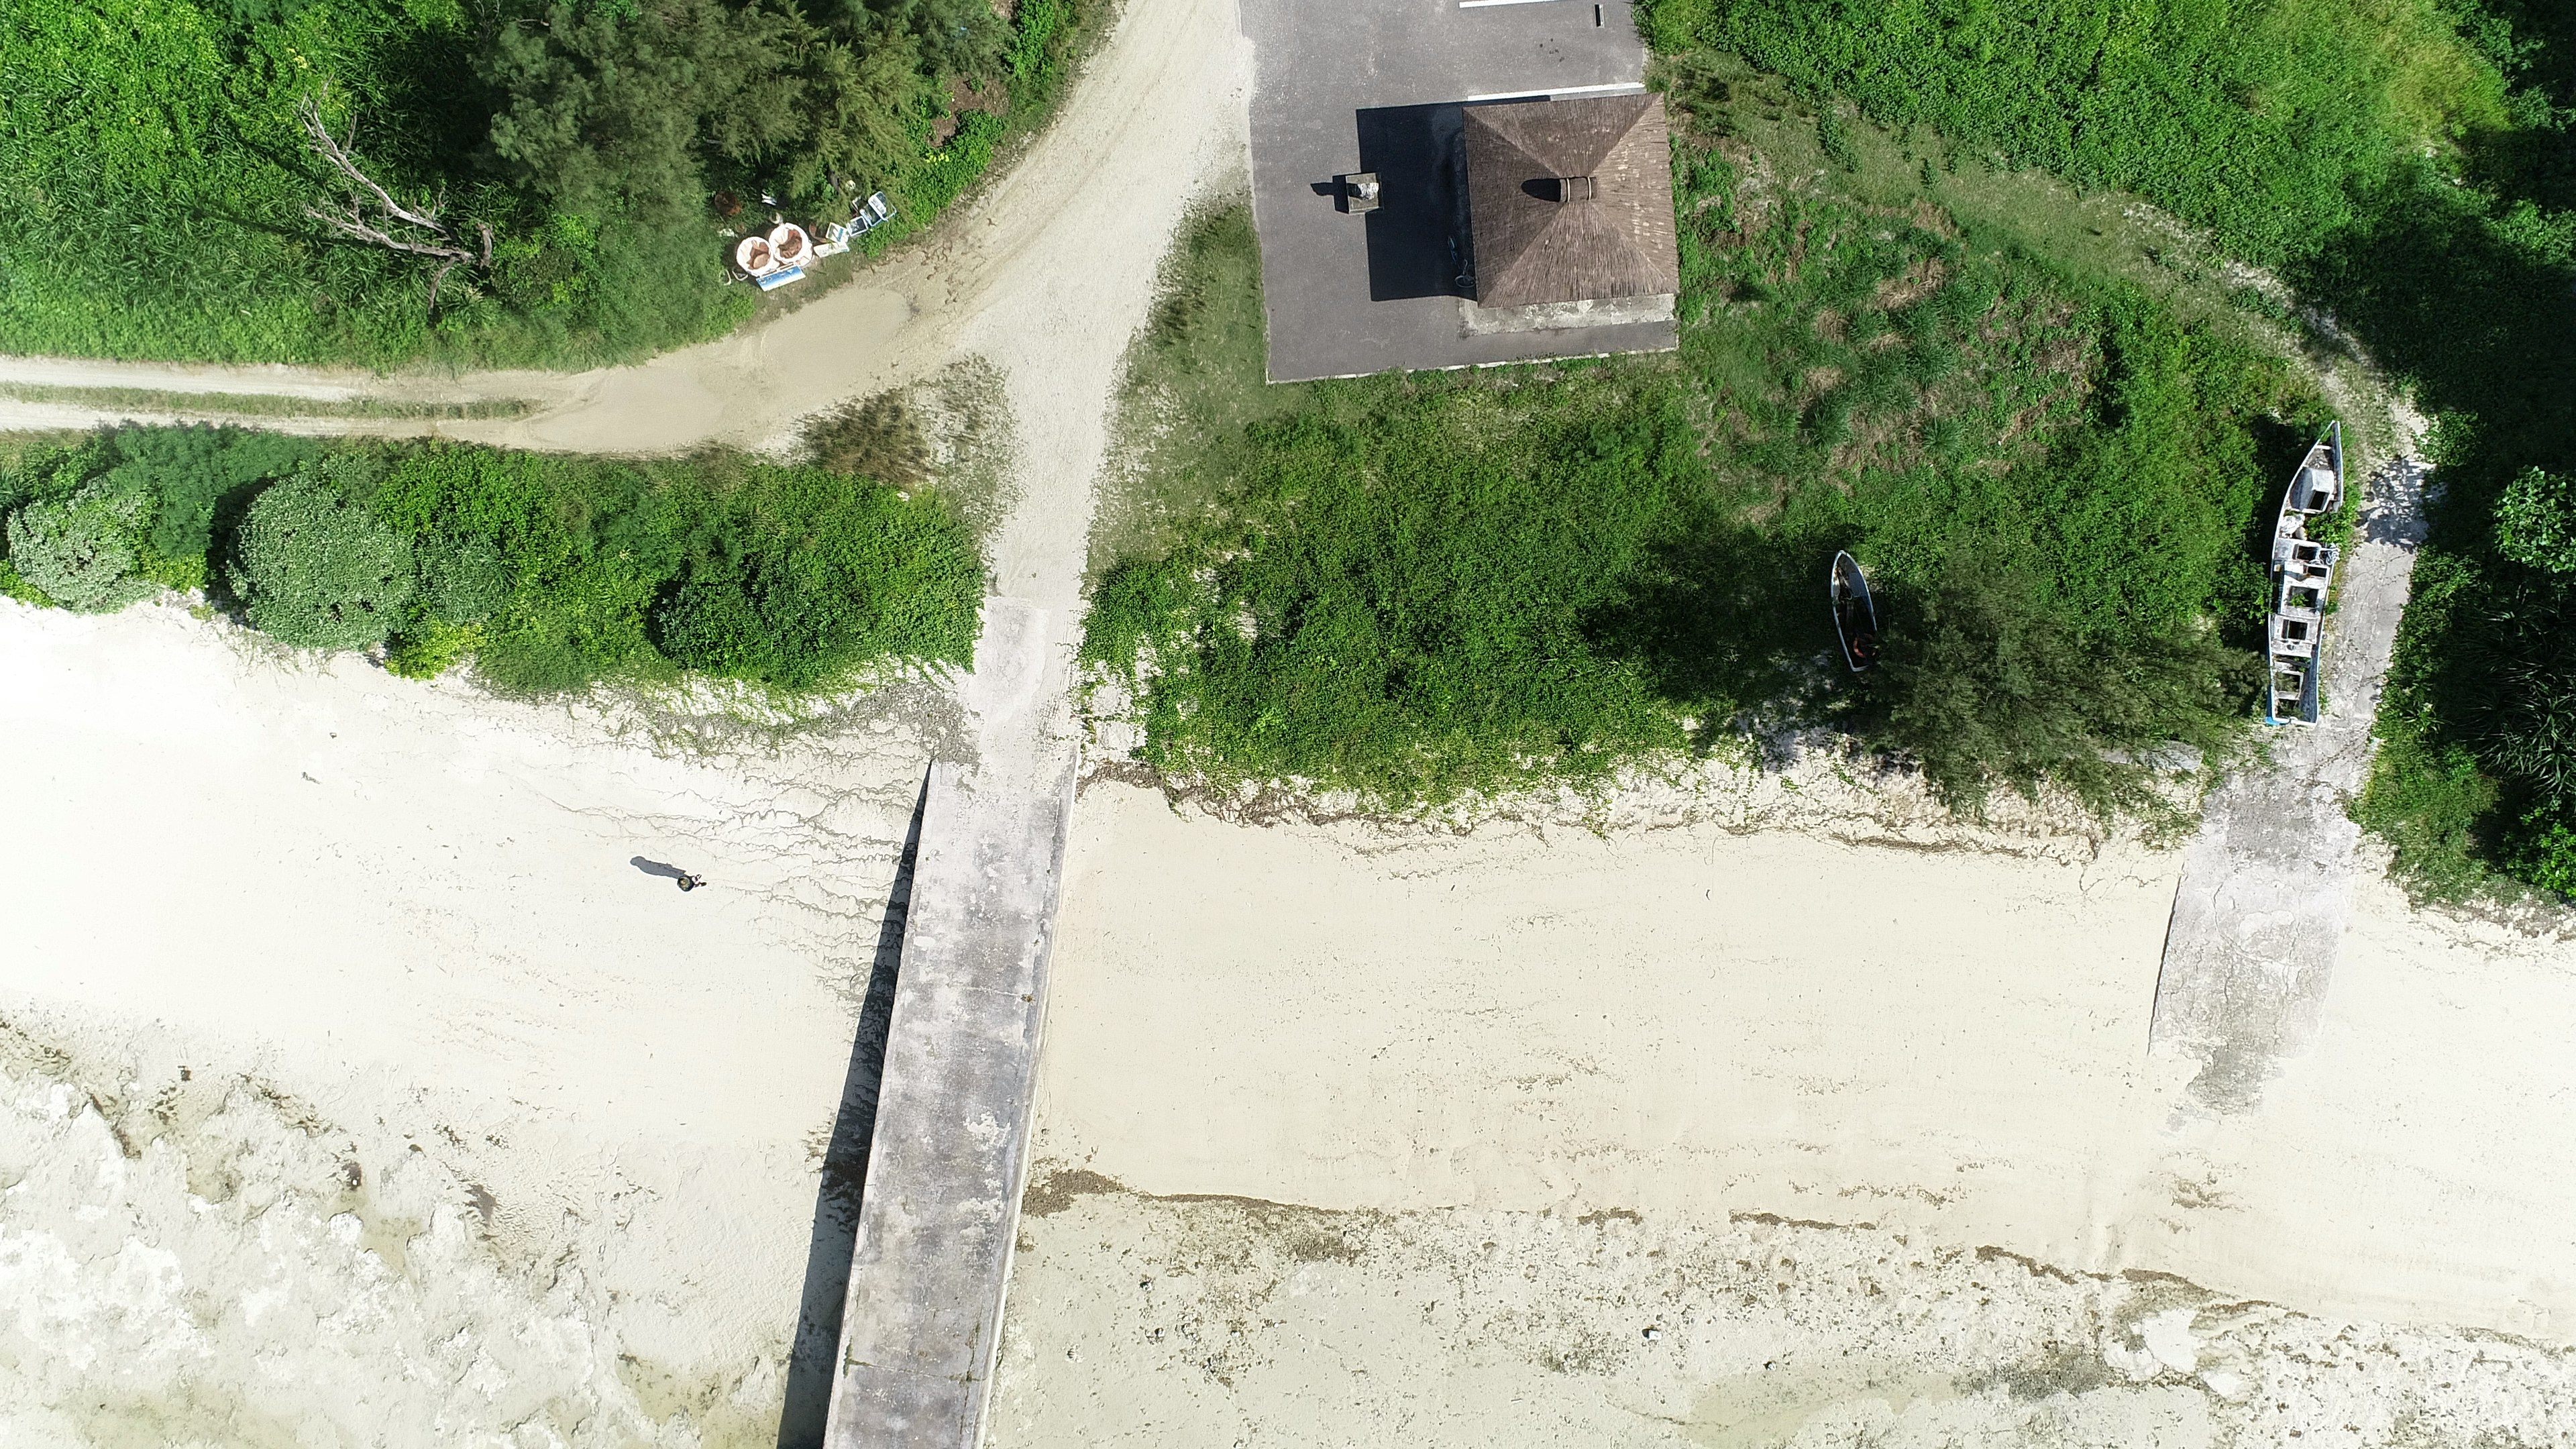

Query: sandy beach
<box><xmin>980</xmin><ymin>782</ymin><xmax>2576</xmax><ymax>1446</ymax></box>
<box><xmin>4</xmin><ymin>605</ymin><xmax>2574</xmax><ymax>1446</ymax></box>
<box><xmin>0</xmin><ymin>600</ymin><xmax>932</xmax><ymax>1445</ymax></box>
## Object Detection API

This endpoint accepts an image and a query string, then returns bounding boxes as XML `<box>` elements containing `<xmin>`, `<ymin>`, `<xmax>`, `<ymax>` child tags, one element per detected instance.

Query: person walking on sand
<box><xmin>676</xmin><ymin>871</ymin><xmax>707</xmax><ymax>892</ymax></box>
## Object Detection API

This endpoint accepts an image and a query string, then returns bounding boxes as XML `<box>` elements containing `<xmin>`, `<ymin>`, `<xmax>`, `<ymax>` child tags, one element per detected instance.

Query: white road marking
<box><xmin>1463</xmin><ymin>80</ymin><xmax>1646</xmax><ymax>101</ymax></box>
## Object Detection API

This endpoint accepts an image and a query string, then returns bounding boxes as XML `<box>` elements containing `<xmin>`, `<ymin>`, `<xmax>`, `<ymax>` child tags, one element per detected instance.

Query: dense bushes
<box><xmin>1087</xmin><ymin>384</ymin><xmax>1703</xmax><ymax>805</ymax></box>
<box><xmin>230</xmin><ymin>461</ymin><xmax>419</xmax><ymax>650</ymax></box>
<box><xmin>4</xmin><ymin>474</ymin><xmax>160</xmax><ymax>614</ymax></box>
<box><xmin>0</xmin><ymin>425</ymin><xmax>982</xmax><ymax>694</ymax></box>
<box><xmin>0</xmin><ymin>0</ymin><xmax>1092</xmax><ymax>366</ymax></box>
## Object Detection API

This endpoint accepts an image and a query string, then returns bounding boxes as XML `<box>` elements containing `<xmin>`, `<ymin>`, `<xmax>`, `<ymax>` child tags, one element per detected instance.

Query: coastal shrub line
<box><xmin>0</xmin><ymin>425</ymin><xmax>983</xmax><ymax>694</ymax></box>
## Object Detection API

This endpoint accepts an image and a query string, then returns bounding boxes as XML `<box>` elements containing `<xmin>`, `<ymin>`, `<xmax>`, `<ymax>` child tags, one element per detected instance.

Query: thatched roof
<box><xmin>1462</xmin><ymin>95</ymin><xmax>1680</xmax><ymax>309</ymax></box>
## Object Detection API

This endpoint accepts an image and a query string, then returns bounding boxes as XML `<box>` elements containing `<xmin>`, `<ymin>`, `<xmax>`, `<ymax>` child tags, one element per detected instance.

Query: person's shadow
<box><xmin>629</xmin><ymin>856</ymin><xmax>693</xmax><ymax>883</ymax></box>
<box><xmin>771</xmin><ymin>771</ymin><xmax>928</xmax><ymax>1448</ymax></box>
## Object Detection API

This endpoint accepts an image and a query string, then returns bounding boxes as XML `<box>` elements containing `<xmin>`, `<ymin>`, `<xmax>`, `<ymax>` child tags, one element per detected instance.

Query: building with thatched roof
<box><xmin>1462</xmin><ymin>94</ymin><xmax>1680</xmax><ymax>310</ymax></box>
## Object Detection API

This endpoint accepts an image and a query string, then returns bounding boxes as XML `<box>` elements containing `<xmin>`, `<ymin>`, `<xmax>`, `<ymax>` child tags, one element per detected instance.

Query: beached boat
<box><xmin>2265</xmin><ymin>421</ymin><xmax>2345</xmax><ymax>725</ymax></box>
<box><xmin>1831</xmin><ymin>551</ymin><xmax>1879</xmax><ymax>672</ymax></box>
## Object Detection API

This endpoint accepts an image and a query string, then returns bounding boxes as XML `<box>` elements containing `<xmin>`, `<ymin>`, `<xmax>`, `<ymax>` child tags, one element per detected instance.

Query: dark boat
<box><xmin>1831</xmin><ymin>551</ymin><xmax>1879</xmax><ymax>673</ymax></box>
<box><xmin>2265</xmin><ymin>422</ymin><xmax>2344</xmax><ymax>725</ymax></box>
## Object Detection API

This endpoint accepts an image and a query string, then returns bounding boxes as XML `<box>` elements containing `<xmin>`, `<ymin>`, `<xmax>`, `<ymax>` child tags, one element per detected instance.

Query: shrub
<box><xmin>1876</xmin><ymin>561</ymin><xmax>2253</xmax><ymax>817</ymax></box>
<box><xmin>2455</xmin><ymin>573</ymin><xmax>2576</xmax><ymax>800</ymax></box>
<box><xmin>373</xmin><ymin>444</ymin><xmax>672</xmax><ymax>692</ymax></box>
<box><xmin>99</xmin><ymin>425</ymin><xmax>321</xmax><ymax>570</ymax></box>
<box><xmin>418</xmin><ymin>532</ymin><xmax>510</xmax><ymax>626</ymax></box>
<box><xmin>2508</xmin><ymin>800</ymin><xmax>2576</xmax><ymax>896</ymax></box>
<box><xmin>3</xmin><ymin>471</ymin><xmax>158</xmax><ymax>612</ymax></box>
<box><xmin>385</xmin><ymin>621</ymin><xmax>486</xmax><ymax>680</ymax></box>
<box><xmin>228</xmin><ymin>462</ymin><xmax>418</xmax><ymax>650</ymax></box>
<box><xmin>2355</xmin><ymin>710</ymin><xmax>2504</xmax><ymax>902</ymax></box>
<box><xmin>653</xmin><ymin>464</ymin><xmax>982</xmax><ymax>689</ymax></box>
<box><xmin>2496</xmin><ymin>466</ymin><xmax>2576</xmax><ymax>574</ymax></box>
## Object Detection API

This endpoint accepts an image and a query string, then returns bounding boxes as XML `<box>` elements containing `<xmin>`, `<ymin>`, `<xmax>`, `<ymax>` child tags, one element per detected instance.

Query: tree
<box><xmin>481</xmin><ymin>0</ymin><xmax>815</xmax><ymax>221</ymax></box>
<box><xmin>229</xmin><ymin>462</ymin><xmax>419</xmax><ymax>651</ymax></box>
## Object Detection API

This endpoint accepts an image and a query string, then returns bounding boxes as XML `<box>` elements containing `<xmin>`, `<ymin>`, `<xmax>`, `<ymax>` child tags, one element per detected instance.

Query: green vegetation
<box><xmin>4</xmin><ymin>471</ymin><xmax>162</xmax><ymax>612</ymax></box>
<box><xmin>0</xmin><ymin>384</ymin><xmax>531</xmax><ymax>422</ymax></box>
<box><xmin>1087</xmin><ymin>166</ymin><xmax>2314</xmax><ymax>816</ymax></box>
<box><xmin>0</xmin><ymin>425</ymin><xmax>982</xmax><ymax>694</ymax></box>
<box><xmin>2496</xmin><ymin>467</ymin><xmax>2576</xmax><ymax>574</ymax></box>
<box><xmin>1650</xmin><ymin>0</ymin><xmax>2512</xmax><ymax>270</ymax></box>
<box><xmin>1642</xmin><ymin>0</ymin><xmax>2576</xmax><ymax>896</ymax></box>
<box><xmin>231</xmin><ymin>460</ymin><xmax>420</xmax><ymax>649</ymax></box>
<box><xmin>0</xmin><ymin>0</ymin><xmax>1095</xmax><ymax>367</ymax></box>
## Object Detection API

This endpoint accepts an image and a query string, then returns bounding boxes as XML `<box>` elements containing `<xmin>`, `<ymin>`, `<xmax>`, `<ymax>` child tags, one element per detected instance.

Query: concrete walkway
<box><xmin>812</xmin><ymin>0</ymin><xmax>1251</xmax><ymax>1434</ymax></box>
<box><xmin>822</xmin><ymin>602</ymin><xmax>1078</xmax><ymax>1446</ymax></box>
<box><xmin>2149</xmin><ymin>449</ymin><xmax>2432</xmax><ymax>1111</ymax></box>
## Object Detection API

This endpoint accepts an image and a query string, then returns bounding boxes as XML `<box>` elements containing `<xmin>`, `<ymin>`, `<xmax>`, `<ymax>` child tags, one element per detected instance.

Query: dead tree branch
<box><xmin>295</xmin><ymin>89</ymin><xmax>491</xmax><ymax>317</ymax></box>
<box><xmin>303</xmin><ymin>205</ymin><xmax>476</xmax><ymax>263</ymax></box>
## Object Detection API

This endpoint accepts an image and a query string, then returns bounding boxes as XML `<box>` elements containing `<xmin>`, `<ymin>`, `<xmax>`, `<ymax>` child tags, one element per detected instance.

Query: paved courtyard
<box><xmin>1244</xmin><ymin>0</ymin><xmax>1676</xmax><ymax>381</ymax></box>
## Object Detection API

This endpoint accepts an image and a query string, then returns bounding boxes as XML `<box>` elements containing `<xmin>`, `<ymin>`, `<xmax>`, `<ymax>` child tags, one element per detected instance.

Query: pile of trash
<box><xmin>729</xmin><ymin>191</ymin><xmax>894</xmax><ymax>292</ymax></box>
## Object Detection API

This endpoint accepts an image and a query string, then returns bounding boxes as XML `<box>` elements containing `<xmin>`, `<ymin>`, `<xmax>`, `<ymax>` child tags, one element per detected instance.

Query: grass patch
<box><xmin>1083</xmin><ymin>129</ymin><xmax>2316</xmax><ymax>816</ymax></box>
<box><xmin>0</xmin><ymin>424</ymin><xmax>981</xmax><ymax>696</ymax></box>
<box><xmin>1649</xmin><ymin>0</ymin><xmax>2511</xmax><ymax>270</ymax></box>
<box><xmin>0</xmin><ymin>384</ymin><xmax>532</xmax><ymax>421</ymax></box>
<box><xmin>1091</xmin><ymin>203</ymin><xmax>1313</xmax><ymax>577</ymax></box>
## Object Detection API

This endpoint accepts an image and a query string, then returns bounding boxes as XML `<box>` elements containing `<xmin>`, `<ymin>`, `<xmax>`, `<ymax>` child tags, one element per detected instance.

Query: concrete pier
<box><xmin>823</xmin><ymin>600</ymin><xmax>1077</xmax><ymax>1447</ymax></box>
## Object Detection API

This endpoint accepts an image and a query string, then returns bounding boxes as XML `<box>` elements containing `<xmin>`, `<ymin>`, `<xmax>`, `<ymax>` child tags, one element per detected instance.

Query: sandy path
<box><xmin>0</xmin><ymin>0</ymin><xmax>1237</xmax><ymax>459</ymax></box>
<box><xmin>818</xmin><ymin>0</ymin><xmax>1252</xmax><ymax>1436</ymax></box>
<box><xmin>983</xmin><ymin>782</ymin><xmax>2576</xmax><ymax>1445</ymax></box>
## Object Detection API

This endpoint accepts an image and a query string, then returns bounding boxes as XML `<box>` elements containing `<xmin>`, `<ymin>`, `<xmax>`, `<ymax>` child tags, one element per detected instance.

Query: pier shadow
<box><xmin>774</xmin><ymin>770</ymin><xmax>928</xmax><ymax>1449</ymax></box>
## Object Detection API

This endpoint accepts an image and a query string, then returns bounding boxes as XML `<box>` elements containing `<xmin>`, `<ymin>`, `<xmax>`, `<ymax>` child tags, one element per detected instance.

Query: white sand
<box><xmin>984</xmin><ymin>782</ymin><xmax>2576</xmax><ymax>1445</ymax></box>
<box><xmin>0</xmin><ymin>601</ymin><xmax>931</xmax><ymax>1444</ymax></box>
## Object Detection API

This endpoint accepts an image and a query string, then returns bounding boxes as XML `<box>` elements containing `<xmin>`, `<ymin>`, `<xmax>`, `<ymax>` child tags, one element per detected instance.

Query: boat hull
<box><xmin>2265</xmin><ymin>422</ymin><xmax>2343</xmax><ymax>725</ymax></box>
<box><xmin>1831</xmin><ymin>551</ymin><xmax>1879</xmax><ymax>674</ymax></box>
